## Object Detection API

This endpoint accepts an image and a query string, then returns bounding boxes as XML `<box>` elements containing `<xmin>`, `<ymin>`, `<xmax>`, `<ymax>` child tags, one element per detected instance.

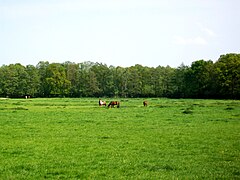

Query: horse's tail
<box><xmin>117</xmin><ymin>101</ymin><xmax>120</xmax><ymax>108</ymax></box>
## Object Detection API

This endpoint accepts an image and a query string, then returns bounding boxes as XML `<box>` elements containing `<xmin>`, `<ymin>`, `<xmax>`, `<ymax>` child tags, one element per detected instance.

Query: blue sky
<box><xmin>0</xmin><ymin>0</ymin><xmax>239</xmax><ymax>67</ymax></box>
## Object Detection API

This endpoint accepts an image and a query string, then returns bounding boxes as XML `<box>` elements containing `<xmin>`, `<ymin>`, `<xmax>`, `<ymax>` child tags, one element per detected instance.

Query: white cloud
<box><xmin>201</xmin><ymin>27</ymin><xmax>217</xmax><ymax>37</ymax></box>
<box><xmin>174</xmin><ymin>36</ymin><xmax>207</xmax><ymax>45</ymax></box>
<box><xmin>173</xmin><ymin>22</ymin><xmax>217</xmax><ymax>46</ymax></box>
<box><xmin>196</xmin><ymin>22</ymin><xmax>217</xmax><ymax>37</ymax></box>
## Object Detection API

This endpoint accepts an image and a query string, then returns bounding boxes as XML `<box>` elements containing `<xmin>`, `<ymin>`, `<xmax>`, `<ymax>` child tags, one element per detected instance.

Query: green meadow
<box><xmin>0</xmin><ymin>98</ymin><xmax>239</xmax><ymax>179</ymax></box>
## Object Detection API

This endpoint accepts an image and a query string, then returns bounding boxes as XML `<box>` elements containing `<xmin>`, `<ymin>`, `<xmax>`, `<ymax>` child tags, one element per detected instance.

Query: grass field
<box><xmin>0</xmin><ymin>98</ymin><xmax>239</xmax><ymax>179</ymax></box>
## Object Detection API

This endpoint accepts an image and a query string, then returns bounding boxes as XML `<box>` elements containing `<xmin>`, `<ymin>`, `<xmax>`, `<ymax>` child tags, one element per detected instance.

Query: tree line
<box><xmin>0</xmin><ymin>53</ymin><xmax>239</xmax><ymax>99</ymax></box>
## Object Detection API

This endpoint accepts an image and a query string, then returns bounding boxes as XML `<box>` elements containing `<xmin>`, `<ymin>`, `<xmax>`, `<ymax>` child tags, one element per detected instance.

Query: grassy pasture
<box><xmin>0</xmin><ymin>98</ymin><xmax>239</xmax><ymax>179</ymax></box>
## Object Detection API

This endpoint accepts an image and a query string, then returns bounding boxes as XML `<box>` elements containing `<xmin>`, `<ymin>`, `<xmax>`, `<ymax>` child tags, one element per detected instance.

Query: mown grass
<box><xmin>0</xmin><ymin>98</ymin><xmax>239</xmax><ymax>179</ymax></box>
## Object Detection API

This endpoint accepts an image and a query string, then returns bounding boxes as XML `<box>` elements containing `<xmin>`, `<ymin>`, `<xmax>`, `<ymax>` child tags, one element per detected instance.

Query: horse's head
<box><xmin>143</xmin><ymin>101</ymin><xmax>148</xmax><ymax>106</ymax></box>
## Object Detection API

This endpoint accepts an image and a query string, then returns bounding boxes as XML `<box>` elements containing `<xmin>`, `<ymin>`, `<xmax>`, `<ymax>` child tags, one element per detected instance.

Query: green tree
<box><xmin>0</xmin><ymin>65</ymin><xmax>6</xmax><ymax>96</ymax></box>
<box><xmin>77</xmin><ymin>61</ymin><xmax>96</xmax><ymax>97</ymax></box>
<box><xmin>85</xmin><ymin>69</ymin><xmax>100</xmax><ymax>97</ymax></box>
<box><xmin>25</xmin><ymin>65</ymin><xmax>40</xmax><ymax>97</ymax></box>
<box><xmin>114</xmin><ymin>66</ymin><xmax>129</xmax><ymax>97</ymax></box>
<box><xmin>151</xmin><ymin>66</ymin><xmax>164</xmax><ymax>97</ymax></box>
<box><xmin>45</xmin><ymin>63</ymin><xmax>71</xmax><ymax>97</ymax></box>
<box><xmin>36</xmin><ymin>61</ymin><xmax>50</xmax><ymax>97</ymax></box>
<box><xmin>172</xmin><ymin>63</ymin><xmax>189</xmax><ymax>98</ymax></box>
<box><xmin>0</xmin><ymin>64</ymin><xmax>29</xmax><ymax>97</ymax></box>
<box><xmin>214</xmin><ymin>53</ymin><xmax>240</xmax><ymax>99</ymax></box>
<box><xmin>186</xmin><ymin>60</ymin><xmax>214</xmax><ymax>98</ymax></box>
<box><xmin>91</xmin><ymin>63</ymin><xmax>113</xmax><ymax>97</ymax></box>
<box><xmin>152</xmin><ymin>66</ymin><xmax>175</xmax><ymax>97</ymax></box>
<box><xmin>142</xmin><ymin>67</ymin><xmax>155</xmax><ymax>97</ymax></box>
<box><xmin>162</xmin><ymin>66</ymin><xmax>175</xmax><ymax>97</ymax></box>
<box><xmin>64</xmin><ymin>61</ymin><xmax>81</xmax><ymax>97</ymax></box>
<box><xmin>127</xmin><ymin>65</ymin><xmax>143</xmax><ymax>97</ymax></box>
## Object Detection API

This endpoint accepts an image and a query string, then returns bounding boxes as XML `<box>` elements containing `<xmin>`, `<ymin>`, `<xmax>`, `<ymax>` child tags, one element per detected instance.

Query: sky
<box><xmin>0</xmin><ymin>0</ymin><xmax>239</xmax><ymax>67</ymax></box>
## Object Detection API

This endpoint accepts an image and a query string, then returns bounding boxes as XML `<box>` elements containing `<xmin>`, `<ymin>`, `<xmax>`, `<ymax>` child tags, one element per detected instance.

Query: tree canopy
<box><xmin>0</xmin><ymin>53</ymin><xmax>239</xmax><ymax>99</ymax></box>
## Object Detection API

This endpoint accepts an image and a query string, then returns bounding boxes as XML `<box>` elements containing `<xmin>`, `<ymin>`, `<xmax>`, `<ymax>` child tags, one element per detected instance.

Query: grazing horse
<box><xmin>108</xmin><ymin>101</ymin><xmax>120</xmax><ymax>108</ymax></box>
<box><xmin>143</xmin><ymin>101</ymin><xmax>148</xmax><ymax>107</ymax></box>
<box><xmin>99</xmin><ymin>99</ymin><xmax>106</xmax><ymax>106</ymax></box>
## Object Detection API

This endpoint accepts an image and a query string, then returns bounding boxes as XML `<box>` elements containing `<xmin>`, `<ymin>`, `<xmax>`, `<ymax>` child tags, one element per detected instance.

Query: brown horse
<box><xmin>143</xmin><ymin>101</ymin><xmax>148</xmax><ymax>107</ymax></box>
<box><xmin>99</xmin><ymin>99</ymin><xmax>106</xmax><ymax>106</ymax></box>
<box><xmin>108</xmin><ymin>101</ymin><xmax>120</xmax><ymax>108</ymax></box>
